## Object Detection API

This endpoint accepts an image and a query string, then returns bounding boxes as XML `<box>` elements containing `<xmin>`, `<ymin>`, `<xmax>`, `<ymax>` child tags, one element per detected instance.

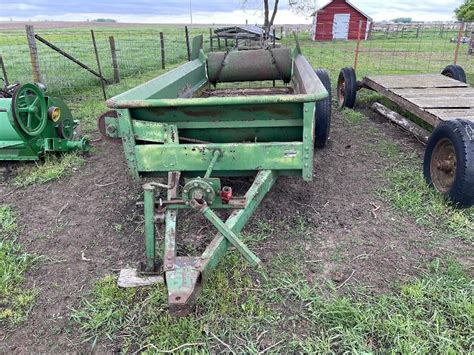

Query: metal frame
<box><xmin>106</xmin><ymin>38</ymin><xmax>328</xmax><ymax>315</ymax></box>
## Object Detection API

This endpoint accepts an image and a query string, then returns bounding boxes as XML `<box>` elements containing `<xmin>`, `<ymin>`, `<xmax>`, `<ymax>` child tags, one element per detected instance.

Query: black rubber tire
<box><xmin>337</xmin><ymin>67</ymin><xmax>357</xmax><ymax>109</ymax></box>
<box><xmin>441</xmin><ymin>64</ymin><xmax>467</xmax><ymax>83</ymax></box>
<box><xmin>423</xmin><ymin>119</ymin><xmax>474</xmax><ymax>208</ymax></box>
<box><xmin>314</xmin><ymin>69</ymin><xmax>332</xmax><ymax>149</ymax></box>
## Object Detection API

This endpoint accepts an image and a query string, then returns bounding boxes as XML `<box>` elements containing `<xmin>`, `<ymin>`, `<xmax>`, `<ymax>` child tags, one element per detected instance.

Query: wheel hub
<box><xmin>430</xmin><ymin>138</ymin><xmax>457</xmax><ymax>193</ymax></box>
<box><xmin>338</xmin><ymin>78</ymin><xmax>346</xmax><ymax>107</ymax></box>
<box><xmin>182</xmin><ymin>178</ymin><xmax>216</xmax><ymax>205</ymax></box>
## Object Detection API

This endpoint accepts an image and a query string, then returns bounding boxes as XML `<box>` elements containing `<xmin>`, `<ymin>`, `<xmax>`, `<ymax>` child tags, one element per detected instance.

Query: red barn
<box><xmin>311</xmin><ymin>0</ymin><xmax>372</xmax><ymax>41</ymax></box>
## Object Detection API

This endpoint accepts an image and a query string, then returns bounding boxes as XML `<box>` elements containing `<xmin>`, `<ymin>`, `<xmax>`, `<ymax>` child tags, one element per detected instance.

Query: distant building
<box><xmin>310</xmin><ymin>0</ymin><xmax>372</xmax><ymax>41</ymax></box>
<box><xmin>214</xmin><ymin>25</ymin><xmax>280</xmax><ymax>41</ymax></box>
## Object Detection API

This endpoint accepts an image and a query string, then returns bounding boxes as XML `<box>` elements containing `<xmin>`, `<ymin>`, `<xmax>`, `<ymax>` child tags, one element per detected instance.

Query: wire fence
<box><xmin>0</xmin><ymin>25</ymin><xmax>214</xmax><ymax>98</ymax></box>
<box><xmin>280</xmin><ymin>22</ymin><xmax>474</xmax><ymax>83</ymax></box>
<box><xmin>0</xmin><ymin>22</ymin><xmax>473</xmax><ymax>100</ymax></box>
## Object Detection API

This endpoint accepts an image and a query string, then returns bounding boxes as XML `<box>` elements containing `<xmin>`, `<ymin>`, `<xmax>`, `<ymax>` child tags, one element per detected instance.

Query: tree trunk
<box><xmin>264</xmin><ymin>0</ymin><xmax>270</xmax><ymax>30</ymax></box>
<box><xmin>268</xmin><ymin>0</ymin><xmax>279</xmax><ymax>34</ymax></box>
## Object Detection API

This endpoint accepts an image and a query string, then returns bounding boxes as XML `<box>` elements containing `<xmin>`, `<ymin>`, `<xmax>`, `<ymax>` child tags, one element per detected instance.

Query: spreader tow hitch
<box><xmin>136</xmin><ymin>151</ymin><xmax>270</xmax><ymax>315</ymax></box>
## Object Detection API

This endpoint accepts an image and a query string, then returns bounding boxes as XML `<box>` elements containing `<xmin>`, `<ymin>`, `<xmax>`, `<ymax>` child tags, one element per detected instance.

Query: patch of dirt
<box><xmin>0</xmin><ymin>142</ymin><xmax>145</xmax><ymax>352</ymax></box>
<box><xmin>0</xmin><ymin>106</ymin><xmax>472</xmax><ymax>352</ymax></box>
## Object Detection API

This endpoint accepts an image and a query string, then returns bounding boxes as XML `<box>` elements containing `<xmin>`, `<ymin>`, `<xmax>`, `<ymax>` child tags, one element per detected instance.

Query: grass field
<box><xmin>0</xmin><ymin>23</ymin><xmax>473</xmax><ymax>96</ymax></box>
<box><xmin>0</xmin><ymin>22</ymin><xmax>473</xmax><ymax>352</ymax></box>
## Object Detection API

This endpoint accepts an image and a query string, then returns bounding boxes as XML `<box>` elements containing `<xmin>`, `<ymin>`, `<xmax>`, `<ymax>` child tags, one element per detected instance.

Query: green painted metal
<box><xmin>143</xmin><ymin>183</ymin><xmax>156</xmax><ymax>272</ymax></box>
<box><xmin>182</xmin><ymin>177</ymin><xmax>219</xmax><ymax>204</ymax></box>
<box><xmin>204</xmin><ymin>150</ymin><xmax>221</xmax><ymax>178</ymax></box>
<box><xmin>13</xmin><ymin>83</ymin><xmax>48</xmax><ymax>136</ymax></box>
<box><xmin>200</xmin><ymin>170</ymin><xmax>277</xmax><ymax>279</ymax></box>
<box><xmin>104</xmin><ymin>40</ymin><xmax>329</xmax><ymax>315</ymax></box>
<box><xmin>164</xmin><ymin>170</ymin><xmax>276</xmax><ymax>314</ymax></box>
<box><xmin>135</xmin><ymin>142</ymin><xmax>305</xmax><ymax>175</ymax></box>
<box><xmin>199</xmin><ymin>204</ymin><xmax>261</xmax><ymax>267</ymax></box>
<box><xmin>117</xmin><ymin>109</ymin><xmax>139</xmax><ymax>180</ymax></box>
<box><xmin>0</xmin><ymin>83</ymin><xmax>89</xmax><ymax>160</ymax></box>
<box><xmin>302</xmin><ymin>102</ymin><xmax>316</xmax><ymax>181</ymax></box>
<box><xmin>132</xmin><ymin>120</ymin><xmax>177</xmax><ymax>143</ymax></box>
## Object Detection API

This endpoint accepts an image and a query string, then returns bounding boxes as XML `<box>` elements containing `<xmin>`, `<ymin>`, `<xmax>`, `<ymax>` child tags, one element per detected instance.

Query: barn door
<box><xmin>333</xmin><ymin>14</ymin><xmax>350</xmax><ymax>40</ymax></box>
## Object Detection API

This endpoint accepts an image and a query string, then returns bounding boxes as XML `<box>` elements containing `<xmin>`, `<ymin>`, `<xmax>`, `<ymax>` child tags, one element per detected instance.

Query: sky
<box><xmin>0</xmin><ymin>0</ymin><xmax>465</xmax><ymax>24</ymax></box>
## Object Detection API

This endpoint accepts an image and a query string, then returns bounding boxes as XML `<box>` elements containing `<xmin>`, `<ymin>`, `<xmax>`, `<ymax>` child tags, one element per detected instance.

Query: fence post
<box><xmin>159</xmin><ymin>32</ymin><xmax>165</xmax><ymax>70</ymax></box>
<box><xmin>185</xmin><ymin>26</ymin><xmax>191</xmax><ymax>61</ymax></box>
<box><xmin>209</xmin><ymin>28</ymin><xmax>214</xmax><ymax>51</ymax></box>
<box><xmin>454</xmin><ymin>22</ymin><xmax>465</xmax><ymax>65</ymax></box>
<box><xmin>354</xmin><ymin>20</ymin><xmax>363</xmax><ymax>71</ymax></box>
<box><xmin>90</xmin><ymin>30</ymin><xmax>107</xmax><ymax>100</ymax></box>
<box><xmin>0</xmin><ymin>56</ymin><xmax>8</xmax><ymax>86</ymax></box>
<box><xmin>367</xmin><ymin>22</ymin><xmax>374</xmax><ymax>40</ymax></box>
<box><xmin>280</xmin><ymin>26</ymin><xmax>283</xmax><ymax>39</ymax></box>
<box><xmin>469</xmin><ymin>31</ymin><xmax>474</xmax><ymax>55</ymax></box>
<box><xmin>25</xmin><ymin>25</ymin><xmax>43</xmax><ymax>84</ymax></box>
<box><xmin>273</xmin><ymin>28</ymin><xmax>276</xmax><ymax>48</ymax></box>
<box><xmin>108</xmin><ymin>36</ymin><xmax>120</xmax><ymax>83</ymax></box>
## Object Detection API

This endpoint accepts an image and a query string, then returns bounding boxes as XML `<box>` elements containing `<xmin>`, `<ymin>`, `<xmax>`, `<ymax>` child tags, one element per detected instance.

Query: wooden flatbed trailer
<box><xmin>337</xmin><ymin>66</ymin><xmax>474</xmax><ymax>208</ymax></box>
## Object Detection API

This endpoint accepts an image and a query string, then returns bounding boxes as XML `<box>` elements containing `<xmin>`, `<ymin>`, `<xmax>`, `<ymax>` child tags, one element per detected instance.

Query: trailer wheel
<box><xmin>337</xmin><ymin>67</ymin><xmax>357</xmax><ymax>109</ymax></box>
<box><xmin>441</xmin><ymin>64</ymin><xmax>467</xmax><ymax>83</ymax></box>
<box><xmin>423</xmin><ymin>119</ymin><xmax>474</xmax><ymax>208</ymax></box>
<box><xmin>314</xmin><ymin>69</ymin><xmax>332</xmax><ymax>149</ymax></box>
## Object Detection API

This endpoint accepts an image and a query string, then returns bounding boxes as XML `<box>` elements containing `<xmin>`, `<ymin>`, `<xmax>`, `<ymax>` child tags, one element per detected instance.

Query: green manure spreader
<box><xmin>100</xmin><ymin>36</ymin><xmax>332</xmax><ymax>315</ymax></box>
<box><xmin>0</xmin><ymin>82</ymin><xmax>89</xmax><ymax>160</ymax></box>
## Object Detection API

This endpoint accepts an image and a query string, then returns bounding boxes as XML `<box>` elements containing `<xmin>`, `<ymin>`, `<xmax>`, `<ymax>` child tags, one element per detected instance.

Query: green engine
<box><xmin>0</xmin><ymin>82</ymin><xmax>89</xmax><ymax>160</ymax></box>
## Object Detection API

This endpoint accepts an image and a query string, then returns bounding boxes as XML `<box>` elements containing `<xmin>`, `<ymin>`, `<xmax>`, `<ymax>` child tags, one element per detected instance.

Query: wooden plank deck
<box><xmin>362</xmin><ymin>74</ymin><xmax>474</xmax><ymax>126</ymax></box>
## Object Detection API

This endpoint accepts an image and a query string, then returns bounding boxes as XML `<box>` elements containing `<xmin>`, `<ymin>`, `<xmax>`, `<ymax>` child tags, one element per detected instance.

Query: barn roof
<box><xmin>310</xmin><ymin>0</ymin><xmax>373</xmax><ymax>21</ymax></box>
<box><xmin>214</xmin><ymin>25</ymin><xmax>280</xmax><ymax>40</ymax></box>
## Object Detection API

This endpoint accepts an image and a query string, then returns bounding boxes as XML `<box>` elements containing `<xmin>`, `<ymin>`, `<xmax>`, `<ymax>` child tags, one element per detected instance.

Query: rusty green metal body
<box><xmin>0</xmin><ymin>83</ymin><xmax>89</xmax><ymax>160</ymax></box>
<box><xmin>104</xmin><ymin>36</ymin><xmax>329</xmax><ymax>315</ymax></box>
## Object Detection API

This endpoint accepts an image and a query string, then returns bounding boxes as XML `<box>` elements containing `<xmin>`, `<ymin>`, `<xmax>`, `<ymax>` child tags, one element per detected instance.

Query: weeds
<box><xmin>0</xmin><ymin>205</ymin><xmax>38</xmax><ymax>324</ymax></box>
<box><xmin>341</xmin><ymin>108</ymin><xmax>365</xmax><ymax>125</ymax></box>
<box><xmin>287</xmin><ymin>258</ymin><xmax>473</xmax><ymax>353</ymax></box>
<box><xmin>13</xmin><ymin>153</ymin><xmax>85</xmax><ymax>187</ymax></box>
<box><xmin>71</xmin><ymin>252</ymin><xmax>279</xmax><ymax>352</ymax></box>
<box><xmin>71</xmin><ymin>244</ymin><xmax>473</xmax><ymax>353</ymax></box>
<box><xmin>382</xmin><ymin>164</ymin><xmax>473</xmax><ymax>241</ymax></box>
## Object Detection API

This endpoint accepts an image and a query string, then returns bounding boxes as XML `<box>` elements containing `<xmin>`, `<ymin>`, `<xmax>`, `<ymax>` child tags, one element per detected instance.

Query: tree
<box><xmin>392</xmin><ymin>17</ymin><xmax>412</xmax><ymax>23</ymax></box>
<box><xmin>455</xmin><ymin>0</ymin><xmax>474</xmax><ymax>22</ymax></box>
<box><xmin>241</xmin><ymin>0</ymin><xmax>318</xmax><ymax>33</ymax></box>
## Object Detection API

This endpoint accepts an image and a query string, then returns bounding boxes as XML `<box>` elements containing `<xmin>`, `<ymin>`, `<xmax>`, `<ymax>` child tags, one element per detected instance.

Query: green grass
<box><xmin>375</xmin><ymin>142</ymin><xmax>474</xmax><ymax>241</ymax></box>
<box><xmin>1</xmin><ymin>24</ymin><xmax>472</xmax><ymax>99</ymax></box>
<box><xmin>288</xmin><ymin>28</ymin><xmax>474</xmax><ymax>85</ymax></box>
<box><xmin>287</xmin><ymin>258</ymin><xmax>473</xmax><ymax>353</ymax></box>
<box><xmin>0</xmin><ymin>25</ymin><xmax>213</xmax><ymax>97</ymax></box>
<box><xmin>12</xmin><ymin>153</ymin><xmax>85</xmax><ymax>188</ymax></box>
<box><xmin>71</xmin><ymin>244</ymin><xmax>473</xmax><ymax>353</ymax></box>
<box><xmin>71</xmin><ymin>252</ymin><xmax>280</xmax><ymax>352</ymax></box>
<box><xmin>341</xmin><ymin>107</ymin><xmax>366</xmax><ymax>124</ymax></box>
<box><xmin>0</xmin><ymin>205</ymin><xmax>38</xmax><ymax>324</ymax></box>
<box><xmin>382</xmin><ymin>164</ymin><xmax>474</xmax><ymax>241</ymax></box>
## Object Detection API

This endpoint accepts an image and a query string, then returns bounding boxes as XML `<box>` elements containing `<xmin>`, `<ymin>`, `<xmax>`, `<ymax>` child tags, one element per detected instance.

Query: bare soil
<box><xmin>0</xmin><ymin>109</ymin><xmax>472</xmax><ymax>352</ymax></box>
